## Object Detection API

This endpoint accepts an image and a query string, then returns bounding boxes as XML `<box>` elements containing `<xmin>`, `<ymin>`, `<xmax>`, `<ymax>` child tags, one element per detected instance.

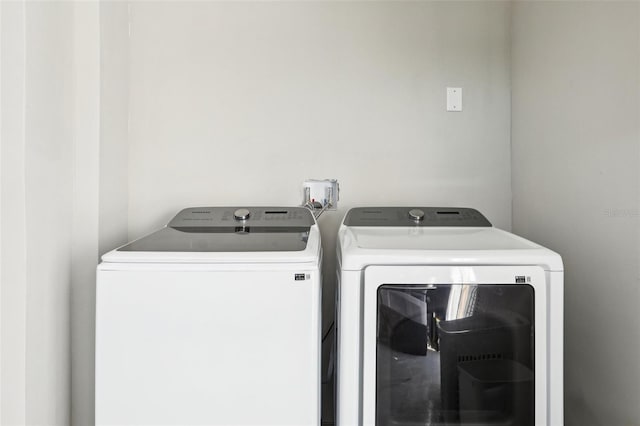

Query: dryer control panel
<box><xmin>344</xmin><ymin>207</ymin><xmax>492</xmax><ymax>227</ymax></box>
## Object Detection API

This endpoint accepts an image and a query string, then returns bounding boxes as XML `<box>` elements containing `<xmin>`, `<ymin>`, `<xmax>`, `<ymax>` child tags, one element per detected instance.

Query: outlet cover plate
<box><xmin>447</xmin><ymin>87</ymin><xmax>462</xmax><ymax>112</ymax></box>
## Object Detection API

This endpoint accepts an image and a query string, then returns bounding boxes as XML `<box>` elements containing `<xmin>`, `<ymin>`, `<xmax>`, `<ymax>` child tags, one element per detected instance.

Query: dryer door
<box><xmin>362</xmin><ymin>265</ymin><xmax>547</xmax><ymax>426</ymax></box>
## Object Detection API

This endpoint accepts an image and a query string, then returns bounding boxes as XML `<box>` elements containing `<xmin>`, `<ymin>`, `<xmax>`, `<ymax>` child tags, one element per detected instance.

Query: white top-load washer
<box><xmin>96</xmin><ymin>207</ymin><xmax>322</xmax><ymax>426</ymax></box>
<box><xmin>335</xmin><ymin>207</ymin><xmax>563</xmax><ymax>426</ymax></box>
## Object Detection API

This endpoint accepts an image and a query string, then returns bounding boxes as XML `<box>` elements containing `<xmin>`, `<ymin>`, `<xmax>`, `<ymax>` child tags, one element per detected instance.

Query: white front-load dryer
<box><xmin>96</xmin><ymin>207</ymin><xmax>322</xmax><ymax>426</ymax></box>
<box><xmin>335</xmin><ymin>207</ymin><xmax>563</xmax><ymax>426</ymax></box>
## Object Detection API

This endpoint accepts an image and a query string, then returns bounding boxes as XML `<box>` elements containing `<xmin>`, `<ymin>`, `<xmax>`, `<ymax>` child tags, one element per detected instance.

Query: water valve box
<box><xmin>303</xmin><ymin>179</ymin><xmax>339</xmax><ymax>210</ymax></box>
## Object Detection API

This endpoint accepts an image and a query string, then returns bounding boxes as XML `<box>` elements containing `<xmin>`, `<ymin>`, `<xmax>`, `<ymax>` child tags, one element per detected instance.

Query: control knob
<box><xmin>234</xmin><ymin>208</ymin><xmax>251</xmax><ymax>221</ymax></box>
<box><xmin>408</xmin><ymin>209</ymin><xmax>425</xmax><ymax>222</ymax></box>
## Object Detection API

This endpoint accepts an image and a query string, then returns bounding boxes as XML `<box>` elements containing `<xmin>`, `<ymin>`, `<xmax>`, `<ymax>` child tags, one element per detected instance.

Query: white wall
<box><xmin>1</xmin><ymin>1</ymin><xmax>75</xmax><ymax>424</ymax></box>
<box><xmin>0</xmin><ymin>2</ymin><xmax>29</xmax><ymax>423</ymax></box>
<box><xmin>1</xmin><ymin>2</ymin><xmax>129</xmax><ymax>425</ymax></box>
<box><xmin>9</xmin><ymin>2</ymin><xmax>639</xmax><ymax>425</ymax></box>
<box><xmin>71</xmin><ymin>3</ymin><xmax>130</xmax><ymax>425</ymax></box>
<box><xmin>511</xmin><ymin>2</ymin><xmax>640</xmax><ymax>425</ymax></box>
<box><xmin>128</xmin><ymin>1</ymin><xmax>512</xmax><ymax>233</ymax></box>
<box><xmin>98</xmin><ymin>3</ymin><xmax>129</xmax><ymax>259</ymax></box>
<box><xmin>126</xmin><ymin>3</ymin><xmax>513</xmax><ymax>382</ymax></box>
<box><xmin>70</xmin><ymin>3</ymin><xmax>100</xmax><ymax>426</ymax></box>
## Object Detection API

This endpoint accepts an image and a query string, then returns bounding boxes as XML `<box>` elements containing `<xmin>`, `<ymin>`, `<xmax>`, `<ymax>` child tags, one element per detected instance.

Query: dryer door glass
<box><xmin>376</xmin><ymin>284</ymin><xmax>534</xmax><ymax>426</ymax></box>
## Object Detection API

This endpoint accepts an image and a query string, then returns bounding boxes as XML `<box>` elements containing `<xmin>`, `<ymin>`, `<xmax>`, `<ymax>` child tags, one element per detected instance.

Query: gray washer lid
<box><xmin>118</xmin><ymin>206</ymin><xmax>315</xmax><ymax>252</ymax></box>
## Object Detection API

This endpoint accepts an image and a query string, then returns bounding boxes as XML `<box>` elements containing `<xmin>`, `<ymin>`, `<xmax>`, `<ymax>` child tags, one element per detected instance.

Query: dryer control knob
<box><xmin>234</xmin><ymin>208</ymin><xmax>251</xmax><ymax>221</ymax></box>
<box><xmin>408</xmin><ymin>209</ymin><xmax>425</xmax><ymax>222</ymax></box>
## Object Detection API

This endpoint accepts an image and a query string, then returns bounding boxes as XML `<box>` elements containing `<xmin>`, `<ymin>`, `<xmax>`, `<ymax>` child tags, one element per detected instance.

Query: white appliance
<box><xmin>335</xmin><ymin>207</ymin><xmax>563</xmax><ymax>426</ymax></box>
<box><xmin>96</xmin><ymin>207</ymin><xmax>322</xmax><ymax>426</ymax></box>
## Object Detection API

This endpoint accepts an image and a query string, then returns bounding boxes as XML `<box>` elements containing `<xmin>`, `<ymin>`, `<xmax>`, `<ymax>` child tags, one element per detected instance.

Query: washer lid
<box><xmin>116</xmin><ymin>207</ymin><xmax>315</xmax><ymax>253</ymax></box>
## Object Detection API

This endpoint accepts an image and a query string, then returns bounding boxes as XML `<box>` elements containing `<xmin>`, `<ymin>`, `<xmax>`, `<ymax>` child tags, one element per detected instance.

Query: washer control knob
<box><xmin>233</xmin><ymin>208</ymin><xmax>251</xmax><ymax>221</ymax></box>
<box><xmin>408</xmin><ymin>209</ymin><xmax>425</xmax><ymax>222</ymax></box>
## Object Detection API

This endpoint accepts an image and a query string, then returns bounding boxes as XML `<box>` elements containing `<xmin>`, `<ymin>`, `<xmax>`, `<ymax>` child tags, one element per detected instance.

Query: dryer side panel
<box><xmin>335</xmin><ymin>269</ymin><xmax>364</xmax><ymax>426</ymax></box>
<box><xmin>548</xmin><ymin>271</ymin><xmax>564</xmax><ymax>426</ymax></box>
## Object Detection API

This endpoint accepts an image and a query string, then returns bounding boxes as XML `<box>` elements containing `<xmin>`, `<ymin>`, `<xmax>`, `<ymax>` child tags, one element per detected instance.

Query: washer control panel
<box><xmin>344</xmin><ymin>207</ymin><xmax>492</xmax><ymax>227</ymax></box>
<box><xmin>168</xmin><ymin>206</ymin><xmax>315</xmax><ymax>230</ymax></box>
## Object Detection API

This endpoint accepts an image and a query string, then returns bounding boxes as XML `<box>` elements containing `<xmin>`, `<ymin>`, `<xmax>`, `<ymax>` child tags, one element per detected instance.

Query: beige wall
<box><xmin>511</xmin><ymin>2</ymin><xmax>640</xmax><ymax>425</ymax></box>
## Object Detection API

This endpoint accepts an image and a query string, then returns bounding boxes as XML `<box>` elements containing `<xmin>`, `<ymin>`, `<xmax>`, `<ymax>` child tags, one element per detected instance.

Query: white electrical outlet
<box><xmin>303</xmin><ymin>179</ymin><xmax>339</xmax><ymax>210</ymax></box>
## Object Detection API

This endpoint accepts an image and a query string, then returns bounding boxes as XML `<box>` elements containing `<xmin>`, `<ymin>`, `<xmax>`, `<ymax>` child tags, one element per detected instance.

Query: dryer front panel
<box><xmin>362</xmin><ymin>266</ymin><xmax>547</xmax><ymax>426</ymax></box>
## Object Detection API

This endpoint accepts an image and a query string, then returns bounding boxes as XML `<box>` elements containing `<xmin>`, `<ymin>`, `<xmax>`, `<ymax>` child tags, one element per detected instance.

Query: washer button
<box><xmin>408</xmin><ymin>209</ymin><xmax>425</xmax><ymax>222</ymax></box>
<box><xmin>234</xmin><ymin>208</ymin><xmax>251</xmax><ymax>221</ymax></box>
